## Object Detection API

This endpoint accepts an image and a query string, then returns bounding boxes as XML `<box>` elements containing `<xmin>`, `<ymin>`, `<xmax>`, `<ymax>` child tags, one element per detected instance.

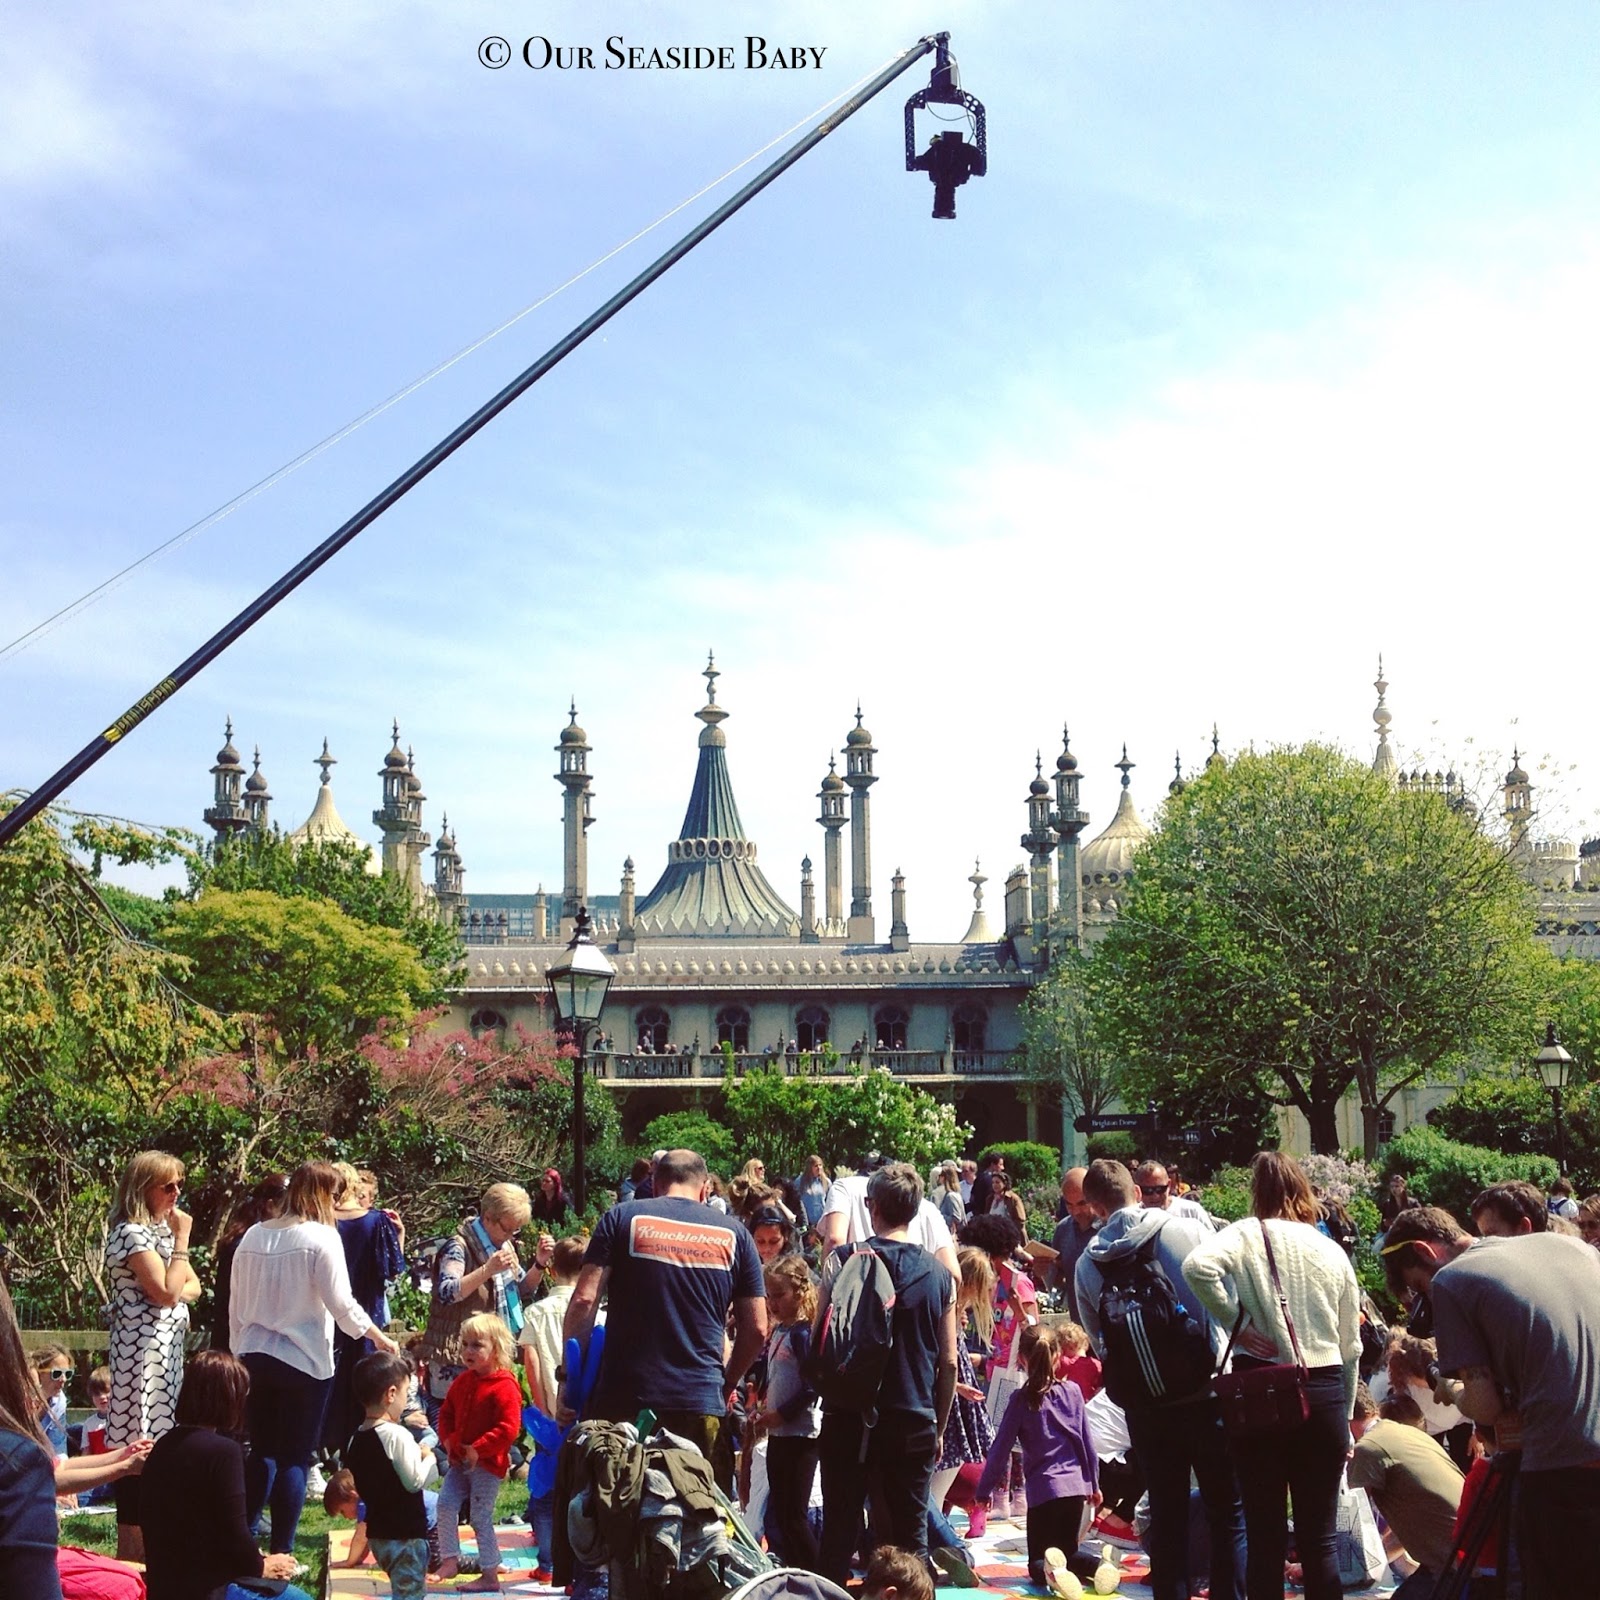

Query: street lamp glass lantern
<box><xmin>1533</xmin><ymin>1021</ymin><xmax>1573</xmax><ymax>1092</ymax></box>
<box><xmin>546</xmin><ymin>907</ymin><xmax>615</xmax><ymax>1026</ymax></box>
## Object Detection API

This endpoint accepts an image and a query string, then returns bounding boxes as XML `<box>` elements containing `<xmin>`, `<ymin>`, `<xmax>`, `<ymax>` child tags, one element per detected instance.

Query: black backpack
<box><xmin>1095</xmin><ymin>1227</ymin><xmax>1215</xmax><ymax>1410</ymax></box>
<box><xmin>809</xmin><ymin>1244</ymin><xmax>898</xmax><ymax>1416</ymax></box>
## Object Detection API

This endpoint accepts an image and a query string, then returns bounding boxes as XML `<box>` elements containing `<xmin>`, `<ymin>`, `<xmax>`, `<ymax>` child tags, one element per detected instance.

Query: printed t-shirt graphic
<box><xmin>583</xmin><ymin>1197</ymin><xmax>764</xmax><ymax>1416</ymax></box>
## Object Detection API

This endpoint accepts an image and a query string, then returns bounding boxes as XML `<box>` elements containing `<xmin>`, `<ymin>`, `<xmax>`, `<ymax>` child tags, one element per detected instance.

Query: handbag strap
<box><xmin>1260</xmin><ymin>1220</ymin><xmax>1308</xmax><ymax>1371</ymax></box>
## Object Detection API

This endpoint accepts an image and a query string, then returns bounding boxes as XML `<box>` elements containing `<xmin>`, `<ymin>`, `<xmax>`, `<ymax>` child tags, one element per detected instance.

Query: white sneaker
<box><xmin>305</xmin><ymin>1464</ymin><xmax>328</xmax><ymax>1499</ymax></box>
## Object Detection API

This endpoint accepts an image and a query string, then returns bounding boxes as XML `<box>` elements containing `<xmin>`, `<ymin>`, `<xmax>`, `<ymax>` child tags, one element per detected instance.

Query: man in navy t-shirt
<box><xmin>563</xmin><ymin>1148</ymin><xmax>766</xmax><ymax>1487</ymax></box>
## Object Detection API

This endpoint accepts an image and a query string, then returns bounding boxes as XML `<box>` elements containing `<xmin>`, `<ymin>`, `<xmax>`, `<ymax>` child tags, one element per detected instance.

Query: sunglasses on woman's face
<box><xmin>47</xmin><ymin>1369</ymin><xmax>71</xmax><ymax>1381</ymax></box>
<box><xmin>159</xmin><ymin>1180</ymin><xmax>181</xmax><ymax>1194</ymax></box>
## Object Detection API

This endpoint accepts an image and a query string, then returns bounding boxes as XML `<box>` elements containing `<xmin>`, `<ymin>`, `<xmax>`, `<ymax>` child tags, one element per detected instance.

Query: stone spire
<box><xmin>243</xmin><ymin>745</ymin><xmax>272</xmax><ymax>833</ymax></box>
<box><xmin>816</xmin><ymin>756</ymin><xmax>848</xmax><ymax>940</ymax></box>
<box><xmin>204</xmin><ymin>717</ymin><xmax>250</xmax><ymax>838</ymax></box>
<box><xmin>1372</xmin><ymin>656</ymin><xmax>1397</xmax><ymax>779</ymax></box>
<box><xmin>1022</xmin><ymin>752</ymin><xmax>1057</xmax><ymax>956</ymax></box>
<box><xmin>432</xmin><ymin>812</ymin><xmax>464</xmax><ymax>923</ymax></box>
<box><xmin>960</xmin><ymin>857</ymin><xmax>995</xmax><ymax>944</ymax></box>
<box><xmin>1503</xmin><ymin>747</ymin><xmax>1533</xmax><ymax>864</ymax></box>
<box><xmin>554</xmin><ymin>701</ymin><xmax>594</xmax><ymax>940</ymax></box>
<box><xmin>374</xmin><ymin>721</ymin><xmax>420</xmax><ymax>890</ymax></box>
<box><xmin>799</xmin><ymin>855</ymin><xmax>819</xmax><ymax>944</ymax></box>
<box><xmin>1051</xmin><ymin>725</ymin><xmax>1089</xmax><ymax>949</ymax></box>
<box><xmin>843</xmin><ymin>704</ymin><xmax>879</xmax><ymax>942</ymax></box>
<box><xmin>890</xmin><ymin>868</ymin><xmax>909</xmax><ymax>953</ymax></box>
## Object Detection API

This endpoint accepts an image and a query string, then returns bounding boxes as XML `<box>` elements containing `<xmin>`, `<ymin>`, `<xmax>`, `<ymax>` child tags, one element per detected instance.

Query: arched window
<box><xmin>635</xmin><ymin>1006</ymin><xmax>671</xmax><ymax>1053</ymax></box>
<box><xmin>952</xmin><ymin>1002</ymin><xmax>987</xmax><ymax>1053</ymax></box>
<box><xmin>873</xmin><ymin>1006</ymin><xmax>909</xmax><ymax>1051</ymax></box>
<box><xmin>469</xmin><ymin>1007</ymin><xmax>507</xmax><ymax>1040</ymax></box>
<box><xmin>795</xmin><ymin>1005</ymin><xmax>831</xmax><ymax>1053</ymax></box>
<box><xmin>715</xmin><ymin>1006</ymin><xmax>751</xmax><ymax>1051</ymax></box>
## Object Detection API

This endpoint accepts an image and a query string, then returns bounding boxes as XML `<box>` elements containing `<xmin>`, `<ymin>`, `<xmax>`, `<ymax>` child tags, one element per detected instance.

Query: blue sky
<box><xmin>4</xmin><ymin>2</ymin><xmax>1598</xmax><ymax>936</ymax></box>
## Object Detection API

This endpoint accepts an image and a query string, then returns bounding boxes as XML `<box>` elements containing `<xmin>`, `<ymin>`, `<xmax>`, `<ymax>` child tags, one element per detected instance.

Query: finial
<box><xmin>1036</xmin><ymin>752</ymin><xmax>1044</xmax><ymax>779</ymax></box>
<box><xmin>969</xmin><ymin>858</ymin><xmax>986</xmax><ymax>902</ymax></box>
<box><xmin>801</xmin><ymin>854</ymin><xmax>812</xmax><ymax>874</ymax></box>
<box><xmin>1117</xmin><ymin>744</ymin><xmax>1134</xmax><ymax>788</ymax></box>
<box><xmin>703</xmin><ymin>650</ymin><xmax>719</xmax><ymax>702</ymax></box>
<box><xmin>855</xmin><ymin>703</ymin><xmax>864</xmax><ymax>727</ymax></box>
<box><xmin>1211</xmin><ymin>723</ymin><xmax>1220</xmax><ymax>756</ymax></box>
<box><xmin>392</xmin><ymin>717</ymin><xmax>400</xmax><ymax>743</ymax></box>
<box><xmin>406</xmin><ymin>745</ymin><xmax>416</xmax><ymax>772</ymax></box>
<box><xmin>225</xmin><ymin>715</ymin><xmax>234</xmax><ymax>740</ymax></box>
<box><xmin>253</xmin><ymin>744</ymin><xmax>261</xmax><ymax>767</ymax></box>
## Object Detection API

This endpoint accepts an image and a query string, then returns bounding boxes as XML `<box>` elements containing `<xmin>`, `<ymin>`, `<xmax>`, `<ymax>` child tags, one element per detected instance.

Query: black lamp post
<box><xmin>545</xmin><ymin>905</ymin><xmax>615</xmax><ymax>1213</ymax></box>
<box><xmin>1533</xmin><ymin>1021</ymin><xmax>1574</xmax><ymax>1177</ymax></box>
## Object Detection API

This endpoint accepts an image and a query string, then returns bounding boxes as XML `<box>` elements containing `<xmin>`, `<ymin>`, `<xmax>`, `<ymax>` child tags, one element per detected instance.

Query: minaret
<box><xmin>890</xmin><ymin>868</ymin><xmax>909</xmax><ymax>952</ymax></box>
<box><xmin>1206</xmin><ymin>725</ymin><xmax>1224</xmax><ymax>771</ymax></box>
<box><xmin>1168</xmin><ymin>752</ymin><xmax>1186</xmax><ymax>797</ymax></box>
<box><xmin>401</xmin><ymin>747</ymin><xmax>431</xmax><ymax>901</ymax></box>
<box><xmin>1503</xmin><ymin>749</ymin><xmax>1533</xmax><ymax>866</ymax></box>
<box><xmin>243</xmin><ymin>747</ymin><xmax>272</xmax><ymax>834</ymax></box>
<box><xmin>1022</xmin><ymin>753</ymin><xmax>1056</xmax><ymax>963</ymax></box>
<box><xmin>800</xmin><ymin>856</ymin><xmax>819</xmax><ymax>944</ymax></box>
<box><xmin>554</xmin><ymin>702</ymin><xmax>593</xmax><ymax>939</ymax></box>
<box><xmin>373</xmin><ymin>721</ymin><xmax>413</xmax><ymax>884</ymax></box>
<box><xmin>432</xmin><ymin>813</ymin><xmax>464</xmax><ymax>924</ymax></box>
<box><xmin>1372</xmin><ymin>657</ymin><xmax>1397</xmax><ymax>780</ymax></box>
<box><xmin>843</xmin><ymin>707</ymin><xmax>878</xmax><ymax>942</ymax></box>
<box><xmin>204</xmin><ymin>718</ymin><xmax>250</xmax><ymax>839</ymax></box>
<box><xmin>618</xmin><ymin>857</ymin><xmax>636</xmax><ymax>953</ymax></box>
<box><xmin>817</xmin><ymin>757</ymin><xmax>847</xmax><ymax>939</ymax></box>
<box><xmin>1051</xmin><ymin>726</ymin><xmax>1088</xmax><ymax>949</ymax></box>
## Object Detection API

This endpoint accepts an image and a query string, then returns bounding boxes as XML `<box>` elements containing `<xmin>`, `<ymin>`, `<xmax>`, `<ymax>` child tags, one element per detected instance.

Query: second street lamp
<box><xmin>1533</xmin><ymin>1021</ymin><xmax>1575</xmax><ymax>1177</ymax></box>
<box><xmin>545</xmin><ymin>905</ymin><xmax>615</xmax><ymax>1213</ymax></box>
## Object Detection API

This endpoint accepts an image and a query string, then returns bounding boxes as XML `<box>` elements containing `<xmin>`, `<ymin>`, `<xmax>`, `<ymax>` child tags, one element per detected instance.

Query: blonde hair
<box><xmin>457</xmin><ymin>1312</ymin><xmax>515</xmax><ymax>1371</ymax></box>
<box><xmin>357</xmin><ymin>1169</ymin><xmax>380</xmax><ymax>1207</ymax></box>
<box><xmin>480</xmin><ymin>1182</ymin><xmax>531</xmax><ymax>1230</ymax></box>
<box><xmin>329</xmin><ymin>1161</ymin><xmax>363</xmax><ymax>1205</ymax></box>
<box><xmin>286</xmin><ymin>1161</ymin><xmax>341</xmax><ymax>1227</ymax></box>
<box><xmin>1055</xmin><ymin>1320</ymin><xmax>1090</xmax><ymax>1359</ymax></box>
<box><xmin>957</xmin><ymin>1246</ymin><xmax>995</xmax><ymax>1345</ymax></box>
<box><xmin>1020</xmin><ymin>1321</ymin><xmax>1060</xmax><ymax>1408</ymax></box>
<box><xmin>110</xmin><ymin>1150</ymin><xmax>184</xmax><ymax>1228</ymax></box>
<box><xmin>30</xmin><ymin>1343</ymin><xmax>68</xmax><ymax>1370</ymax></box>
<box><xmin>764</xmin><ymin>1254</ymin><xmax>817</xmax><ymax>1324</ymax></box>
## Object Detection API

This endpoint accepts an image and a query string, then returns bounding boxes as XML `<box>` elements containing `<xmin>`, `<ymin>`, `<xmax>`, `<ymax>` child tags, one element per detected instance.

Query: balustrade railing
<box><xmin>591</xmin><ymin>1046</ymin><xmax>1026</xmax><ymax>1081</ymax></box>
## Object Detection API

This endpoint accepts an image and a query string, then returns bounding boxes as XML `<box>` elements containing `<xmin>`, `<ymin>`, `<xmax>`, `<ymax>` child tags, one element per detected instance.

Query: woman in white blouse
<box><xmin>229</xmin><ymin>1160</ymin><xmax>397</xmax><ymax>1553</ymax></box>
<box><xmin>1182</xmin><ymin>1152</ymin><xmax>1360</xmax><ymax>1600</ymax></box>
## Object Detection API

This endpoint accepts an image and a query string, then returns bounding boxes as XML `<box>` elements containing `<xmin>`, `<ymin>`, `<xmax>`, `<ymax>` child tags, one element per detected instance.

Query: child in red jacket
<box><xmin>435</xmin><ymin>1314</ymin><xmax>524</xmax><ymax>1591</ymax></box>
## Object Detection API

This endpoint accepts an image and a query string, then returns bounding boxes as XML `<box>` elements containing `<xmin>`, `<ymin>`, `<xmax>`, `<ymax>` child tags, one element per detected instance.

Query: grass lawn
<box><xmin>61</xmin><ymin>1475</ymin><xmax>531</xmax><ymax>1592</ymax></box>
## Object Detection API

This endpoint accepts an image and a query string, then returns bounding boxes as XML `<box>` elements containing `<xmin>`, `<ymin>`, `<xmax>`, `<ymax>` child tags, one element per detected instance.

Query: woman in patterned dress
<box><xmin>931</xmin><ymin>1246</ymin><xmax>997</xmax><ymax>1524</ymax></box>
<box><xmin>104</xmin><ymin>1149</ymin><xmax>199</xmax><ymax>1562</ymax></box>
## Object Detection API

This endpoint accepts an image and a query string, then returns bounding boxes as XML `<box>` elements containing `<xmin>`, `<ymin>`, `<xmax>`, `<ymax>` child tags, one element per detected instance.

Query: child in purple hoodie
<box><xmin>974</xmin><ymin>1323</ymin><xmax>1100</xmax><ymax>1589</ymax></box>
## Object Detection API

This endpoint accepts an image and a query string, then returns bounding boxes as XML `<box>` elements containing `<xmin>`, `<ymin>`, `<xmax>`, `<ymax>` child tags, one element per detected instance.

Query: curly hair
<box><xmin>959</xmin><ymin>1211</ymin><xmax>1021</xmax><ymax>1260</ymax></box>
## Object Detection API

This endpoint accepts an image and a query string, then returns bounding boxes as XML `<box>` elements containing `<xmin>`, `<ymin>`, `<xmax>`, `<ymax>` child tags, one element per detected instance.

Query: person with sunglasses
<box><xmin>1133</xmin><ymin>1162</ymin><xmax>1217</xmax><ymax>1229</ymax></box>
<box><xmin>104</xmin><ymin>1150</ymin><xmax>200</xmax><ymax>1562</ymax></box>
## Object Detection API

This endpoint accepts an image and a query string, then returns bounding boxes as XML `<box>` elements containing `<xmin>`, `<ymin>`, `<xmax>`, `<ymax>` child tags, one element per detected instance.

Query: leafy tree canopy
<box><xmin>160</xmin><ymin>889</ymin><xmax>433</xmax><ymax>1062</ymax></box>
<box><xmin>189</xmin><ymin>830</ymin><xmax>462</xmax><ymax>1000</ymax></box>
<box><xmin>1090</xmin><ymin>744</ymin><xmax>1547</xmax><ymax>1156</ymax></box>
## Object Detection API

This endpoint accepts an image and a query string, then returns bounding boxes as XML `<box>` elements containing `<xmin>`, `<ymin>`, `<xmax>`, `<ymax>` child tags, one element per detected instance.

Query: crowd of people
<box><xmin>4</xmin><ymin>1138</ymin><xmax>1600</xmax><ymax>1600</ymax></box>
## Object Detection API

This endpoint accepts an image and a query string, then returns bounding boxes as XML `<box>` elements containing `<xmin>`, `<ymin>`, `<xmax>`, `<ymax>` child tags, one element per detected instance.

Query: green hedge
<box><xmin>1380</xmin><ymin>1125</ymin><xmax>1560</xmax><ymax>1226</ymax></box>
<box><xmin>1085</xmin><ymin>1132</ymin><xmax>1139</xmax><ymax>1165</ymax></box>
<box><xmin>983</xmin><ymin>1141</ymin><xmax>1062</xmax><ymax>1190</ymax></box>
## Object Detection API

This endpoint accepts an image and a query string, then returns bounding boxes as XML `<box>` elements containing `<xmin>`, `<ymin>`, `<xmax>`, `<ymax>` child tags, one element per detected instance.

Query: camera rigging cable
<box><xmin>0</xmin><ymin>49</ymin><xmax>904</xmax><ymax>668</ymax></box>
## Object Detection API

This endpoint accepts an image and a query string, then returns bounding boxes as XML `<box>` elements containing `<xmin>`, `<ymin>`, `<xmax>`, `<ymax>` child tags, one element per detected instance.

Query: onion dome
<box><xmin>215</xmin><ymin>718</ymin><xmax>242</xmax><ymax>768</ymax></box>
<box><xmin>820</xmin><ymin>756</ymin><xmax>845</xmax><ymax>793</ymax></box>
<box><xmin>383</xmin><ymin>719</ymin><xmax>408</xmax><ymax>770</ymax></box>
<box><xmin>559</xmin><ymin>700</ymin><xmax>587</xmax><ymax>745</ymax></box>
<box><xmin>1029</xmin><ymin>754</ymin><xmax>1050</xmax><ymax>797</ymax></box>
<box><xmin>845</xmin><ymin>705</ymin><xmax>873</xmax><ymax>746</ymax></box>
<box><xmin>1506</xmin><ymin>749</ymin><xmax>1529</xmax><ymax>787</ymax></box>
<box><xmin>1205</xmin><ymin>724</ymin><xmax>1225</xmax><ymax>770</ymax></box>
<box><xmin>245</xmin><ymin>748</ymin><xmax>270</xmax><ymax>793</ymax></box>
<box><xmin>1080</xmin><ymin>746</ymin><xmax>1150</xmax><ymax>883</ymax></box>
<box><xmin>1169</xmin><ymin>752</ymin><xmax>1186</xmax><ymax>796</ymax></box>
<box><xmin>1055</xmin><ymin>725</ymin><xmax>1078</xmax><ymax>773</ymax></box>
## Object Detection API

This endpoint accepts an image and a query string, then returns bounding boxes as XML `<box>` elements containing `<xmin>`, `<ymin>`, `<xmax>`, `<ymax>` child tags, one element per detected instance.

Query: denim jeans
<box><xmin>225</xmin><ymin>1587</ymin><xmax>312</xmax><ymax>1600</ymax></box>
<box><xmin>1229</xmin><ymin>1364</ymin><xmax>1349</xmax><ymax>1600</ymax></box>
<box><xmin>369</xmin><ymin>1536</ymin><xmax>430</xmax><ymax>1600</ymax></box>
<box><xmin>1126</xmin><ymin>1395</ymin><xmax>1246</xmax><ymax>1600</ymax></box>
<box><xmin>528</xmin><ymin>1489</ymin><xmax>554</xmax><ymax>1569</ymax></box>
<box><xmin>240</xmin><ymin>1352</ymin><xmax>333</xmax><ymax>1554</ymax></box>
<box><xmin>438</xmin><ymin>1462</ymin><xmax>504</xmax><ymax>1572</ymax></box>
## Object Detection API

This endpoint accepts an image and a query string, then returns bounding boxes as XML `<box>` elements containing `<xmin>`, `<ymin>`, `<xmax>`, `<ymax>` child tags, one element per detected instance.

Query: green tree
<box><xmin>1021</xmin><ymin>950</ymin><xmax>1119</xmax><ymax>1144</ymax></box>
<box><xmin>0</xmin><ymin>801</ymin><xmax>209</xmax><ymax>1320</ymax></box>
<box><xmin>160</xmin><ymin>889</ymin><xmax>433</xmax><ymax>1062</ymax></box>
<box><xmin>1092</xmin><ymin>745</ymin><xmax>1546</xmax><ymax>1156</ymax></box>
<box><xmin>1427</xmin><ymin>1072</ymin><xmax>1600</xmax><ymax>1190</ymax></box>
<box><xmin>724</xmin><ymin>1066</ymin><xmax>970</xmax><ymax>1178</ymax></box>
<box><xmin>190</xmin><ymin>830</ymin><xmax>462</xmax><ymax>1000</ymax></box>
<box><xmin>634</xmin><ymin>1110</ymin><xmax>739</xmax><ymax>1175</ymax></box>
